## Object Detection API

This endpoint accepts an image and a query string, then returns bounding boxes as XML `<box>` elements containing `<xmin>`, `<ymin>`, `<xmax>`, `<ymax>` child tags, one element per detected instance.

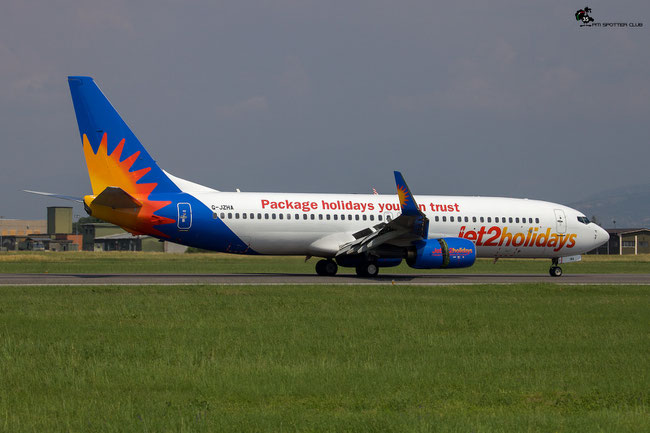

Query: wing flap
<box><xmin>336</xmin><ymin>171</ymin><xmax>430</xmax><ymax>257</ymax></box>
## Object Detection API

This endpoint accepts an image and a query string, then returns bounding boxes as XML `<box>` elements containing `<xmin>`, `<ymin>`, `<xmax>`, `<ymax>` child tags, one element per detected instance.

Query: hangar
<box><xmin>590</xmin><ymin>228</ymin><xmax>650</xmax><ymax>255</ymax></box>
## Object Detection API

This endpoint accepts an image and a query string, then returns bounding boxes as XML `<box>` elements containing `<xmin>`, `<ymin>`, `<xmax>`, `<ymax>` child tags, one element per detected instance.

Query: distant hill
<box><xmin>569</xmin><ymin>183</ymin><xmax>650</xmax><ymax>229</ymax></box>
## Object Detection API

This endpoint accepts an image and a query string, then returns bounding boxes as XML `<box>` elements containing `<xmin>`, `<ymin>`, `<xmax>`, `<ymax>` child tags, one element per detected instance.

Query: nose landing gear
<box><xmin>549</xmin><ymin>258</ymin><xmax>563</xmax><ymax>277</ymax></box>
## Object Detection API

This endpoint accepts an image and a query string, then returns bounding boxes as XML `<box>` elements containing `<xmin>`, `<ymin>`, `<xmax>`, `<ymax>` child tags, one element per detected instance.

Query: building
<box><xmin>0</xmin><ymin>207</ymin><xmax>80</xmax><ymax>251</ymax></box>
<box><xmin>0</xmin><ymin>218</ymin><xmax>47</xmax><ymax>250</ymax></box>
<box><xmin>589</xmin><ymin>228</ymin><xmax>650</xmax><ymax>255</ymax></box>
<box><xmin>83</xmin><ymin>222</ymin><xmax>187</xmax><ymax>253</ymax></box>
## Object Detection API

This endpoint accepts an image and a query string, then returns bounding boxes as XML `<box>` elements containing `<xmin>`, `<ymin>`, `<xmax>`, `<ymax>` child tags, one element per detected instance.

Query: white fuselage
<box><xmin>187</xmin><ymin>191</ymin><xmax>608</xmax><ymax>258</ymax></box>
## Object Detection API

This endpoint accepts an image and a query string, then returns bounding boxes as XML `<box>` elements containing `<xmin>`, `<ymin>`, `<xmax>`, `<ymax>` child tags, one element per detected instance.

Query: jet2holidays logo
<box><xmin>575</xmin><ymin>6</ymin><xmax>643</xmax><ymax>28</ymax></box>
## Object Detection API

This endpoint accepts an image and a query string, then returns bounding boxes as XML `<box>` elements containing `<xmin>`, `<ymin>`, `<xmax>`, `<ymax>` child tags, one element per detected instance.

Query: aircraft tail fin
<box><xmin>394</xmin><ymin>171</ymin><xmax>422</xmax><ymax>216</ymax></box>
<box><xmin>68</xmin><ymin>76</ymin><xmax>180</xmax><ymax>197</ymax></box>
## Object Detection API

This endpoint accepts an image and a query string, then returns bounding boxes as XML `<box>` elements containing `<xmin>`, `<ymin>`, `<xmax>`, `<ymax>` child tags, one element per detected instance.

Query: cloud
<box><xmin>215</xmin><ymin>95</ymin><xmax>269</xmax><ymax>117</ymax></box>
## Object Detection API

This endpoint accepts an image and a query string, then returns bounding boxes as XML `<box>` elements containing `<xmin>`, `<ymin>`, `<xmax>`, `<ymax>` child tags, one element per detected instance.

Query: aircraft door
<box><xmin>177</xmin><ymin>203</ymin><xmax>192</xmax><ymax>231</ymax></box>
<box><xmin>554</xmin><ymin>209</ymin><xmax>566</xmax><ymax>234</ymax></box>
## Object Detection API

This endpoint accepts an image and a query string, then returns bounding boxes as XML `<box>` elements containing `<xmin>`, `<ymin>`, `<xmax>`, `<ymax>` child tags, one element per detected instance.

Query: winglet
<box><xmin>393</xmin><ymin>171</ymin><xmax>421</xmax><ymax>216</ymax></box>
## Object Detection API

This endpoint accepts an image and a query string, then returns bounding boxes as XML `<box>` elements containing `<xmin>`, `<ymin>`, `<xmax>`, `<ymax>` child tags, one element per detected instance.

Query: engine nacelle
<box><xmin>406</xmin><ymin>238</ymin><xmax>476</xmax><ymax>269</ymax></box>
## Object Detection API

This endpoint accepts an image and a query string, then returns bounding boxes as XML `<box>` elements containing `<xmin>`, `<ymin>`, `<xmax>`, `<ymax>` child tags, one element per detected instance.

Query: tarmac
<box><xmin>0</xmin><ymin>273</ymin><xmax>649</xmax><ymax>285</ymax></box>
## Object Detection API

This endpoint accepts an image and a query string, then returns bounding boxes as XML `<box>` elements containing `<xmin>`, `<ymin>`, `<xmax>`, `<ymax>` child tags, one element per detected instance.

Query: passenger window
<box><xmin>472</xmin><ymin>216</ymin><xmax>477</xmax><ymax>223</ymax></box>
<box><xmin>378</xmin><ymin>215</ymin><xmax>383</xmax><ymax>221</ymax></box>
<box><xmin>442</xmin><ymin>216</ymin><xmax>447</xmax><ymax>222</ymax></box>
<box><xmin>250</xmin><ymin>213</ymin><xmax>254</xmax><ymax>219</ymax></box>
<box><xmin>487</xmin><ymin>217</ymin><xmax>491</xmax><ymax>223</ymax></box>
<box><xmin>529</xmin><ymin>218</ymin><xmax>533</xmax><ymax>224</ymax></box>
<box><xmin>435</xmin><ymin>216</ymin><xmax>440</xmax><ymax>222</ymax></box>
<box><xmin>480</xmin><ymin>217</ymin><xmax>484</xmax><ymax>223</ymax></box>
<box><xmin>257</xmin><ymin>213</ymin><xmax>262</xmax><ymax>219</ymax></box>
<box><xmin>509</xmin><ymin>217</ymin><xmax>513</xmax><ymax>223</ymax></box>
<box><xmin>287</xmin><ymin>214</ymin><xmax>291</xmax><ymax>220</ymax></box>
<box><xmin>535</xmin><ymin>218</ymin><xmax>539</xmax><ymax>224</ymax></box>
<box><xmin>228</xmin><ymin>213</ymin><xmax>232</xmax><ymax>219</ymax></box>
<box><xmin>242</xmin><ymin>213</ymin><xmax>247</xmax><ymax>219</ymax></box>
<box><xmin>265</xmin><ymin>213</ymin><xmax>269</xmax><ymax>219</ymax></box>
<box><xmin>515</xmin><ymin>217</ymin><xmax>519</xmax><ymax>223</ymax></box>
<box><xmin>495</xmin><ymin>217</ymin><xmax>499</xmax><ymax>223</ymax></box>
<box><xmin>220</xmin><ymin>213</ymin><xmax>225</xmax><ymax>219</ymax></box>
<box><xmin>370</xmin><ymin>215</ymin><xmax>374</xmax><ymax>221</ymax></box>
<box><xmin>279</xmin><ymin>214</ymin><xmax>283</xmax><ymax>220</ymax></box>
<box><xmin>303</xmin><ymin>214</ymin><xmax>308</xmax><ymax>220</ymax></box>
<box><xmin>363</xmin><ymin>215</ymin><xmax>367</xmax><ymax>221</ymax></box>
<box><xmin>310</xmin><ymin>214</ymin><xmax>315</xmax><ymax>220</ymax></box>
<box><xmin>465</xmin><ymin>216</ymin><xmax>469</xmax><ymax>223</ymax></box>
<box><xmin>355</xmin><ymin>215</ymin><xmax>360</xmax><ymax>221</ymax></box>
<box><xmin>326</xmin><ymin>214</ymin><xmax>331</xmax><ymax>220</ymax></box>
<box><xmin>333</xmin><ymin>215</ymin><xmax>338</xmax><ymax>220</ymax></box>
<box><xmin>272</xmin><ymin>214</ymin><xmax>276</xmax><ymax>220</ymax></box>
<box><xmin>348</xmin><ymin>215</ymin><xmax>352</xmax><ymax>220</ymax></box>
<box><xmin>319</xmin><ymin>214</ymin><xmax>323</xmax><ymax>220</ymax></box>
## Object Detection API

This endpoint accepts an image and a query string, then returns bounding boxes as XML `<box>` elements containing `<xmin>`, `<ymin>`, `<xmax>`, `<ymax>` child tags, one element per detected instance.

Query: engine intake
<box><xmin>406</xmin><ymin>238</ymin><xmax>476</xmax><ymax>269</ymax></box>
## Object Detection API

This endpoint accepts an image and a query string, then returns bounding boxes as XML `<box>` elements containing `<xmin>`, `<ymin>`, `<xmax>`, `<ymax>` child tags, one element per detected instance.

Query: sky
<box><xmin>1</xmin><ymin>0</ymin><xmax>648</xmax><ymax>220</ymax></box>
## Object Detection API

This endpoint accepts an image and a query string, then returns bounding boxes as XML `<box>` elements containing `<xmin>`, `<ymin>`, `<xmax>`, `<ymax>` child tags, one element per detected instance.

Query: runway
<box><xmin>0</xmin><ymin>273</ymin><xmax>649</xmax><ymax>285</ymax></box>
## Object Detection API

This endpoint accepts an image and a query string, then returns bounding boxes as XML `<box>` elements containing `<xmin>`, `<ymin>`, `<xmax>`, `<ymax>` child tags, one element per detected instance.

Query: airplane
<box><xmin>28</xmin><ymin>76</ymin><xmax>610</xmax><ymax>277</ymax></box>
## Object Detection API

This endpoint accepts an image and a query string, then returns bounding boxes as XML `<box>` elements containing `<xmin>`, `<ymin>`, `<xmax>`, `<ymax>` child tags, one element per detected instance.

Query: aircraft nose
<box><xmin>597</xmin><ymin>226</ymin><xmax>609</xmax><ymax>244</ymax></box>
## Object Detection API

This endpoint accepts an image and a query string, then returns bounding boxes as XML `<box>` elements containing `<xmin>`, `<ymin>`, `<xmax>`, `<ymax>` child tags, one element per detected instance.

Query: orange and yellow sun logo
<box><xmin>83</xmin><ymin>133</ymin><xmax>173</xmax><ymax>236</ymax></box>
<box><xmin>397</xmin><ymin>185</ymin><xmax>410</xmax><ymax>208</ymax></box>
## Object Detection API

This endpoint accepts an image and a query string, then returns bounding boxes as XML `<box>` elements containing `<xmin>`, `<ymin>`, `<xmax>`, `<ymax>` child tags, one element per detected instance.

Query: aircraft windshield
<box><xmin>577</xmin><ymin>216</ymin><xmax>590</xmax><ymax>225</ymax></box>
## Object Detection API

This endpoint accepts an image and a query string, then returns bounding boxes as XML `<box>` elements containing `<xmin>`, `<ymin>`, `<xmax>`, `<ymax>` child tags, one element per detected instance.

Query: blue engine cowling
<box><xmin>406</xmin><ymin>238</ymin><xmax>476</xmax><ymax>269</ymax></box>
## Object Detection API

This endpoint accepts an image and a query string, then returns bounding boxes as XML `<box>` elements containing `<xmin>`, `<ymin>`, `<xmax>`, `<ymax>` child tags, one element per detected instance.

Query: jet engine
<box><xmin>406</xmin><ymin>238</ymin><xmax>476</xmax><ymax>269</ymax></box>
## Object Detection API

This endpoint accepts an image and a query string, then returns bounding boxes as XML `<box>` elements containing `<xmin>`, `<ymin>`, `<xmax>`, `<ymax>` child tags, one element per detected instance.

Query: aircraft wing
<box><xmin>336</xmin><ymin>171</ymin><xmax>429</xmax><ymax>256</ymax></box>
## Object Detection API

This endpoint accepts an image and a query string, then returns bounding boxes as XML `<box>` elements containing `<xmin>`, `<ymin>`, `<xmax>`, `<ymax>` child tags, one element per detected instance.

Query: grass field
<box><xmin>0</xmin><ymin>251</ymin><xmax>649</xmax><ymax>274</ymax></box>
<box><xmin>0</xmin><ymin>284</ymin><xmax>648</xmax><ymax>432</ymax></box>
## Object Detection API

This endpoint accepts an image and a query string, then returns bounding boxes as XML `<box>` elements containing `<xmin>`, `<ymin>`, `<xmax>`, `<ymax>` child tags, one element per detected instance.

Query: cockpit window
<box><xmin>577</xmin><ymin>216</ymin><xmax>590</xmax><ymax>225</ymax></box>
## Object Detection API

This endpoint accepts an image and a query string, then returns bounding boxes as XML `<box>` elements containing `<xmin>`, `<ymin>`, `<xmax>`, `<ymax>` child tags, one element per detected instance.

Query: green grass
<box><xmin>0</xmin><ymin>284</ymin><xmax>648</xmax><ymax>432</ymax></box>
<box><xmin>0</xmin><ymin>251</ymin><xmax>649</xmax><ymax>274</ymax></box>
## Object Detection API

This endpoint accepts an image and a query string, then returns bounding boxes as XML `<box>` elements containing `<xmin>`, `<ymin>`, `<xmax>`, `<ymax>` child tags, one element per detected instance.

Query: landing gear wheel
<box><xmin>355</xmin><ymin>262</ymin><xmax>379</xmax><ymax>278</ymax></box>
<box><xmin>549</xmin><ymin>266</ymin><xmax>563</xmax><ymax>277</ymax></box>
<box><xmin>316</xmin><ymin>259</ymin><xmax>338</xmax><ymax>276</ymax></box>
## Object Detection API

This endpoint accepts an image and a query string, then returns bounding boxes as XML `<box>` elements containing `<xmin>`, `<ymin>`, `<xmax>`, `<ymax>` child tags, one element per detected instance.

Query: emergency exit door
<box><xmin>177</xmin><ymin>203</ymin><xmax>192</xmax><ymax>230</ymax></box>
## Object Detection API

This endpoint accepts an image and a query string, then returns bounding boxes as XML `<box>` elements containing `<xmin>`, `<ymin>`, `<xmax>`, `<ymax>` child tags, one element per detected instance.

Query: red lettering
<box><xmin>483</xmin><ymin>226</ymin><xmax>501</xmax><ymax>247</ymax></box>
<box><xmin>535</xmin><ymin>228</ymin><xmax>551</xmax><ymax>247</ymax></box>
<box><xmin>567</xmin><ymin>234</ymin><xmax>577</xmax><ymax>248</ymax></box>
<box><xmin>476</xmin><ymin>226</ymin><xmax>488</xmax><ymax>245</ymax></box>
<box><xmin>553</xmin><ymin>234</ymin><xmax>570</xmax><ymax>252</ymax></box>
<box><xmin>512</xmin><ymin>232</ymin><xmax>525</xmax><ymax>247</ymax></box>
<box><xmin>261</xmin><ymin>199</ymin><xmax>269</xmax><ymax>209</ymax></box>
<box><xmin>500</xmin><ymin>227</ymin><xmax>513</xmax><ymax>246</ymax></box>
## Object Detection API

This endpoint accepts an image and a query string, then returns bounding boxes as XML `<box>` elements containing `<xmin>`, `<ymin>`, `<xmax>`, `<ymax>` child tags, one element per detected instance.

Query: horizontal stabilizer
<box><xmin>23</xmin><ymin>190</ymin><xmax>83</xmax><ymax>203</ymax></box>
<box><xmin>92</xmin><ymin>187</ymin><xmax>142</xmax><ymax>209</ymax></box>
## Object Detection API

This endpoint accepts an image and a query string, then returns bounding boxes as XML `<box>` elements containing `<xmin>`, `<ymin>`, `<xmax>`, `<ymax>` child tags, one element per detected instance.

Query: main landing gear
<box><xmin>315</xmin><ymin>259</ymin><xmax>338</xmax><ymax>276</ymax></box>
<box><xmin>355</xmin><ymin>261</ymin><xmax>379</xmax><ymax>277</ymax></box>
<box><xmin>549</xmin><ymin>258</ymin><xmax>563</xmax><ymax>277</ymax></box>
